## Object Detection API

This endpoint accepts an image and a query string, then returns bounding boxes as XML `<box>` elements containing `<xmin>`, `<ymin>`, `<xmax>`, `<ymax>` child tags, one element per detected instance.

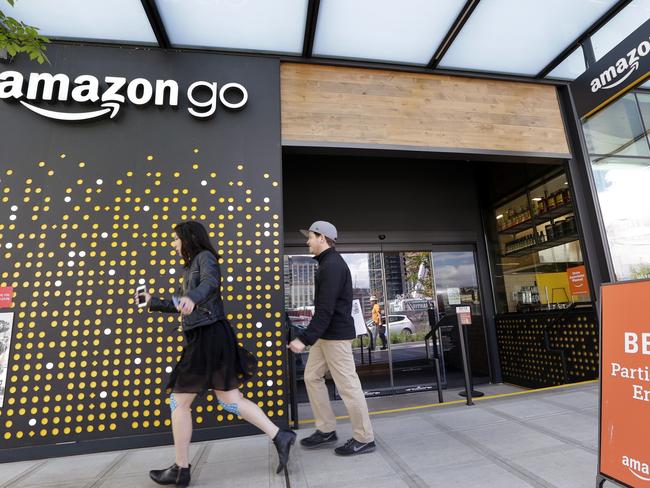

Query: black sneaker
<box><xmin>334</xmin><ymin>438</ymin><xmax>376</xmax><ymax>456</ymax></box>
<box><xmin>300</xmin><ymin>430</ymin><xmax>338</xmax><ymax>449</ymax></box>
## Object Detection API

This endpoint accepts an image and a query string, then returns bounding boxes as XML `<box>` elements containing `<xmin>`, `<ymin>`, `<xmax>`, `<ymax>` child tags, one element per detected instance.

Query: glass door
<box><xmin>283</xmin><ymin>252</ymin><xmax>391</xmax><ymax>402</ymax></box>
<box><xmin>341</xmin><ymin>252</ymin><xmax>392</xmax><ymax>392</ymax></box>
<box><xmin>283</xmin><ymin>246</ymin><xmax>490</xmax><ymax>400</ymax></box>
<box><xmin>431</xmin><ymin>250</ymin><xmax>490</xmax><ymax>389</ymax></box>
<box><xmin>383</xmin><ymin>251</ymin><xmax>438</xmax><ymax>389</ymax></box>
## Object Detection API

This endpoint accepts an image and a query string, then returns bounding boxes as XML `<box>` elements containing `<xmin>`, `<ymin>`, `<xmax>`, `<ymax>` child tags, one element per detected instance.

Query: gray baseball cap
<box><xmin>300</xmin><ymin>221</ymin><xmax>338</xmax><ymax>241</ymax></box>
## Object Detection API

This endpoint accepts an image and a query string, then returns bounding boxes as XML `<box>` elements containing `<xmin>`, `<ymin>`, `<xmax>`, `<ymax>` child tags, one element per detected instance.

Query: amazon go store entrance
<box><xmin>285</xmin><ymin>245</ymin><xmax>486</xmax><ymax>399</ymax></box>
<box><xmin>282</xmin><ymin>153</ymin><xmax>597</xmax><ymax>401</ymax></box>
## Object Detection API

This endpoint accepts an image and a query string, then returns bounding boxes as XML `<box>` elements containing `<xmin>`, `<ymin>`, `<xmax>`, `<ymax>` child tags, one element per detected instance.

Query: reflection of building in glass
<box><xmin>384</xmin><ymin>254</ymin><xmax>407</xmax><ymax>298</ymax></box>
<box><xmin>365</xmin><ymin>253</ymin><xmax>407</xmax><ymax>314</ymax></box>
<box><xmin>284</xmin><ymin>255</ymin><xmax>317</xmax><ymax>309</ymax></box>
<box><xmin>367</xmin><ymin>253</ymin><xmax>383</xmax><ymax>298</ymax></box>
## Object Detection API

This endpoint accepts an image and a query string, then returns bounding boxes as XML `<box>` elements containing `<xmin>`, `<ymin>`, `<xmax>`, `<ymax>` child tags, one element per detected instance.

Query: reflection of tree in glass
<box><xmin>404</xmin><ymin>252</ymin><xmax>432</xmax><ymax>298</ymax></box>
<box><xmin>631</xmin><ymin>263</ymin><xmax>650</xmax><ymax>280</ymax></box>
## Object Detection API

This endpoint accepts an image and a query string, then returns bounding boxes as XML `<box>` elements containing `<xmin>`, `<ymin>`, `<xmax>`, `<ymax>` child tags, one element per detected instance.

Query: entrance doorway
<box><xmin>284</xmin><ymin>245</ymin><xmax>489</xmax><ymax>401</ymax></box>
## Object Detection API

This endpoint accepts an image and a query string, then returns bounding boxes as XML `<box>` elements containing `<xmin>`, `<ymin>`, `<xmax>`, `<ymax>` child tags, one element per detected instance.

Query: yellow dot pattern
<box><xmin>0</xmin><ymin>149</ymin><xmax>286</xmax><ymax>445</ymax></box>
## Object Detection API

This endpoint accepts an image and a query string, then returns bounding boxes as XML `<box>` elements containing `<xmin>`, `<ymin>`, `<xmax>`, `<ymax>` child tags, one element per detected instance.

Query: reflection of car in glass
<box><xmin>392</xmin><ymin>298</ymin><xmax>434</xmax><ymax>312</ymax></box>
<box><xmin>366</xmin><ymin>315</ymin><xmax>415</xmax><ymax>337</ymax></box>
<box><xmin>287</xmin><ymin>308</ymin><xmax>313</xmax><ymax>331</ymax></box>
<box><xmin>288</xmin><ymin>315</ymin><xmax>310</xmax><ymax>329</ymax></box>
<box><xmin>390</xmin><ymin>298</ymin><xmax>435</xmax><ymax>333</ymax></box>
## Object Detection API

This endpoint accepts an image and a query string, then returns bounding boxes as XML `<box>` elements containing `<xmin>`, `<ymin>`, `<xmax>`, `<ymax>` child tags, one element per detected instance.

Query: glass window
<box><xmin>590</xmin><ymin>157</ymin><xmax>650</xmax><ymax>280</ymax></box>
<box><xmin>590</xmin><ymin>0</ymin><xmax>650</xmax><ymax>61</ymax></box>
<box><xmin>439</xmin><ymin>0</ymin><xmax>617</xmax><ymax>75</ymax></box>
<box><xmin>5</xmin><ymin>0</ymin><xmax>157</xmax><ymax>44</ymax></box>
<box><xmin>582</xmin><ymin>93</ymin><xmax>650</xmax><ymax>281</ymax></box>
<box><xmin>582</xmin><ymin>94</ymin><xmax>650</xmax><ymax>157</ymax></box>
<box><xmin>637</xmin><ymin>92</ymin><xmax>650</xmax><ymax>128</ymax></box>
<box><xmin>155</xmin><ymin>0</ymin><xmax>308</xmax><ymax>54</ymax></box>
<box><xmin>491</xmin><ymin>172</ymin><xmax>591</xmax><ymax>313</ymax></box>
<box><xmin>312</xmin><ymin>0</ymin><xmax>466</xmax><ymax>65</ymax></box>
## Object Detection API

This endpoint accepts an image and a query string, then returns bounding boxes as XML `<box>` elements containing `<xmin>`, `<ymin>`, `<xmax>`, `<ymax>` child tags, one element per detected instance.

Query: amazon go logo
<box><xmin>0</xmin><ymin>70</ymin><xmax>248</xmax><ymax>121</ymax></box>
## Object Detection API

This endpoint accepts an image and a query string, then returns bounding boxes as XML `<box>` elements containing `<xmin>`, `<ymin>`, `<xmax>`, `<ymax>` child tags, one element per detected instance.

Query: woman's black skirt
<box><xmin>167</xmin><ymin>320</ymin><xmax>257</xmax><ymax>393</ymax></box>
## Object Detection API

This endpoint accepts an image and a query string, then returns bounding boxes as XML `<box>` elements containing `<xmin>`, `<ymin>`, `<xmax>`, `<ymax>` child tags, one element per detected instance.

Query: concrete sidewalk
<box><xmin>0</xmin><ymin>382</ymin><xmax>601</xmax><ymax>488</ymax></box>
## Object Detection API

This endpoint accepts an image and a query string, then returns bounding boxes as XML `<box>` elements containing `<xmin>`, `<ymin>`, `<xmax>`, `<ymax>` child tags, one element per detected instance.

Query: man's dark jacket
<box><xmin>297</xmin><ymin>247</ymin><xmax>356</xmax><ymax>346</ymax></box>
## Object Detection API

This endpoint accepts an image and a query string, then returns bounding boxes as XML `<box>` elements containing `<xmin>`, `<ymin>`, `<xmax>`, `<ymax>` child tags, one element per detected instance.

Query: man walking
<box><xmin>370</xmin><ymin>296</ymin><xmax>387</xmax><ymax>351</ymax></box>
<box><xmin>288</xmin><ymin>221</ymin><xmax>375</xmax><ymax>455</ymax></box>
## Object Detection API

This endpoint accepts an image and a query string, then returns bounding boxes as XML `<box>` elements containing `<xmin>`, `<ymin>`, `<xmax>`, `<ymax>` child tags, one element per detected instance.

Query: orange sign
<box><xmin>0</xmin><ymin>287</ymin><xmax>12</xmax><ymax>308</ymax></box>
<box><xmin>568</xmin><ymin>265</ymin><xmax>589</xmax><ymax>295</ymax></box>
<box><xmin>600</xmin><ymin>280</ymin><xmax>650</xmax><ymax>486</ymax></box>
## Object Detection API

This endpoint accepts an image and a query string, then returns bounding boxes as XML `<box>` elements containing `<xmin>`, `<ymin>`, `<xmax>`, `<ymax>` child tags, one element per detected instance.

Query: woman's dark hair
<box><xmin>173</xmin><ymin>221</ymin><xmax>220</xmax><ymax>267</ymax></box>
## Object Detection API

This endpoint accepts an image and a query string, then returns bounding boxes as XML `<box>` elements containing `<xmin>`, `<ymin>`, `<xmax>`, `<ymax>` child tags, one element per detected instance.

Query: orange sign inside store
<box><xmin>600</xmin><ymin>280</ymin><xmax>650</xmax><ymax>486</ymax></box>
<box><xmin>568</xmin><ymin>265</ymin><xmax>589</xmax><ymax>296</ymax></box>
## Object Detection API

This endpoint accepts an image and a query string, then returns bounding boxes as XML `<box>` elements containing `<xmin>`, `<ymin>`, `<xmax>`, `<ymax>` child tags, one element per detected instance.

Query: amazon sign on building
<box><xmin>0</xmin><ymin>70</ymin><xmax>248</xmax><ymax>120</ymax></box>
<box><xmin>0</xmin><ymin>44</ymin><xmax>284</xmax><ymax>461</ymax></box>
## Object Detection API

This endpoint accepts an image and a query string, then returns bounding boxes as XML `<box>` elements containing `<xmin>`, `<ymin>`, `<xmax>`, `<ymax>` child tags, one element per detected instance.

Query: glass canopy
<box><xmin>3</xmin><ymin>0</ymin><xmax>648</xmax><ymax>88</ymax></box>
<box><xmin>438</xmin><ymin>0</ymin><xmax>617</xmax><ymax>76</ymax></box>
<box><xmin>5</xmin><ymin>0</ymin><xmax>157</xmax><ymax>45</ymax></box>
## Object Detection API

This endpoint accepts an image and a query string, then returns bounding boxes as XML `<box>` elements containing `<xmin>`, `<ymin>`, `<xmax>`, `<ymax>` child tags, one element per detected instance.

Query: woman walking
<box><xmin>138</xmin><ymin>221</ymin><xmax>296</xmax><ymax>487</ymax></box>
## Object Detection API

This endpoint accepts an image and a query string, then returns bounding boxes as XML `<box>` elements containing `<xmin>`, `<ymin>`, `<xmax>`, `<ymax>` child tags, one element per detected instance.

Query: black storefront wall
<box><xmin>0</xmin><ymin>45</ymin><xmax>285</xmax><ymax>461</ymax></box>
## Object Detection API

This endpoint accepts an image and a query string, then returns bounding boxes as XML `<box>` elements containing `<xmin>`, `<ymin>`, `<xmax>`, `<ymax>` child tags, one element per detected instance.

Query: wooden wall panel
<box><xmin>281</xmin><ymin>63</ymin><xmax>570</xmax><ymax>156</ymax></box>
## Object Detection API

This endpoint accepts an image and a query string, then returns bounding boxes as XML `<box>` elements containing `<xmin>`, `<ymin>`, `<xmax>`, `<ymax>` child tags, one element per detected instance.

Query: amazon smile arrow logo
<box><xmin>19</xmin><ymin>100</ymin><xmax>122</xmax><ymax>121</ymax></box>
<box><xmin>0</xmin><ymin>71</ymin><xmax>248</xmax><ymax>121</ymax></box>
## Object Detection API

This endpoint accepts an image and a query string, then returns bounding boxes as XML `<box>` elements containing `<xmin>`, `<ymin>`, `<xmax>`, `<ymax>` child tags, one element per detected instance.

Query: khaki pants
<box><xmin>303</xmin><ymin>339</ymin><xmax>374</xmax><ymax>443</ymax></box>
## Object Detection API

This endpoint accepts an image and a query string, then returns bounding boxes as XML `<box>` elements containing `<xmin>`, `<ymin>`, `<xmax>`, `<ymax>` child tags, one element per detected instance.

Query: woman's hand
<box><xmin>177</xmin><ymin>296</ymin><xmax>196</xmax><ymax>315</ymax></box>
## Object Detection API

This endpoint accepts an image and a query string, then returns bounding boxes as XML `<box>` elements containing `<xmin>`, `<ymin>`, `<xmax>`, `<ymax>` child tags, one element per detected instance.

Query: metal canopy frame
<box><xmin>301</xmin><ymin>0</ymin><xmax>320</xmax><ymax>58</ymax></box>
<box><xmin>427</xmin><ymin>0</ymin><xmax>480</xmax><ymax>70</ymax></box>
<box><xmin>140</xmin><ymin>0</ymin><xmax>170</xmax><ymax>49</ymax></box>
<box><xmin>536</xmin><ymin>0</ymin><xmax>634</xmax><ymax>78</ymax></box>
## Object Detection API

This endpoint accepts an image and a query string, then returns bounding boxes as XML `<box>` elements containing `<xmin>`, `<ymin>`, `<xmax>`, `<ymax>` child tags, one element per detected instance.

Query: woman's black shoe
<box><xmin>149</xmin><ymin>463</ymin><xmax>191</xmax><ymax>487</ymax></box>
<box><xmin>273</xmin><ymin>429</ymin><xmax>297</xmax><ymax>474</ymax></box>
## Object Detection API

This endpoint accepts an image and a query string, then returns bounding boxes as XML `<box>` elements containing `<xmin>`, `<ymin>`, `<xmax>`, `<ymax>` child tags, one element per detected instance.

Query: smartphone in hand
<box><xmin>136</xmin><ymin>285</ymin><xmax>147</xmax><ymax>308</ymax></box>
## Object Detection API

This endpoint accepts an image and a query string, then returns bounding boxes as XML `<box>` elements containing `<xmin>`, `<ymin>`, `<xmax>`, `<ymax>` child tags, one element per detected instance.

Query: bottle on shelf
<box><xmin>546</xmin><ymin>192</ymin><xmax>556</xmax><ymax>210</ymax></box>
<box><xmin>562</xmin><ymin>216</ymin><xmax>576</xmax><ymax>235</ymax></box>
<box><xmin>545</xmin><ymin>223</ymin><xmax>555</xmax><ymax>242</ymax></box>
